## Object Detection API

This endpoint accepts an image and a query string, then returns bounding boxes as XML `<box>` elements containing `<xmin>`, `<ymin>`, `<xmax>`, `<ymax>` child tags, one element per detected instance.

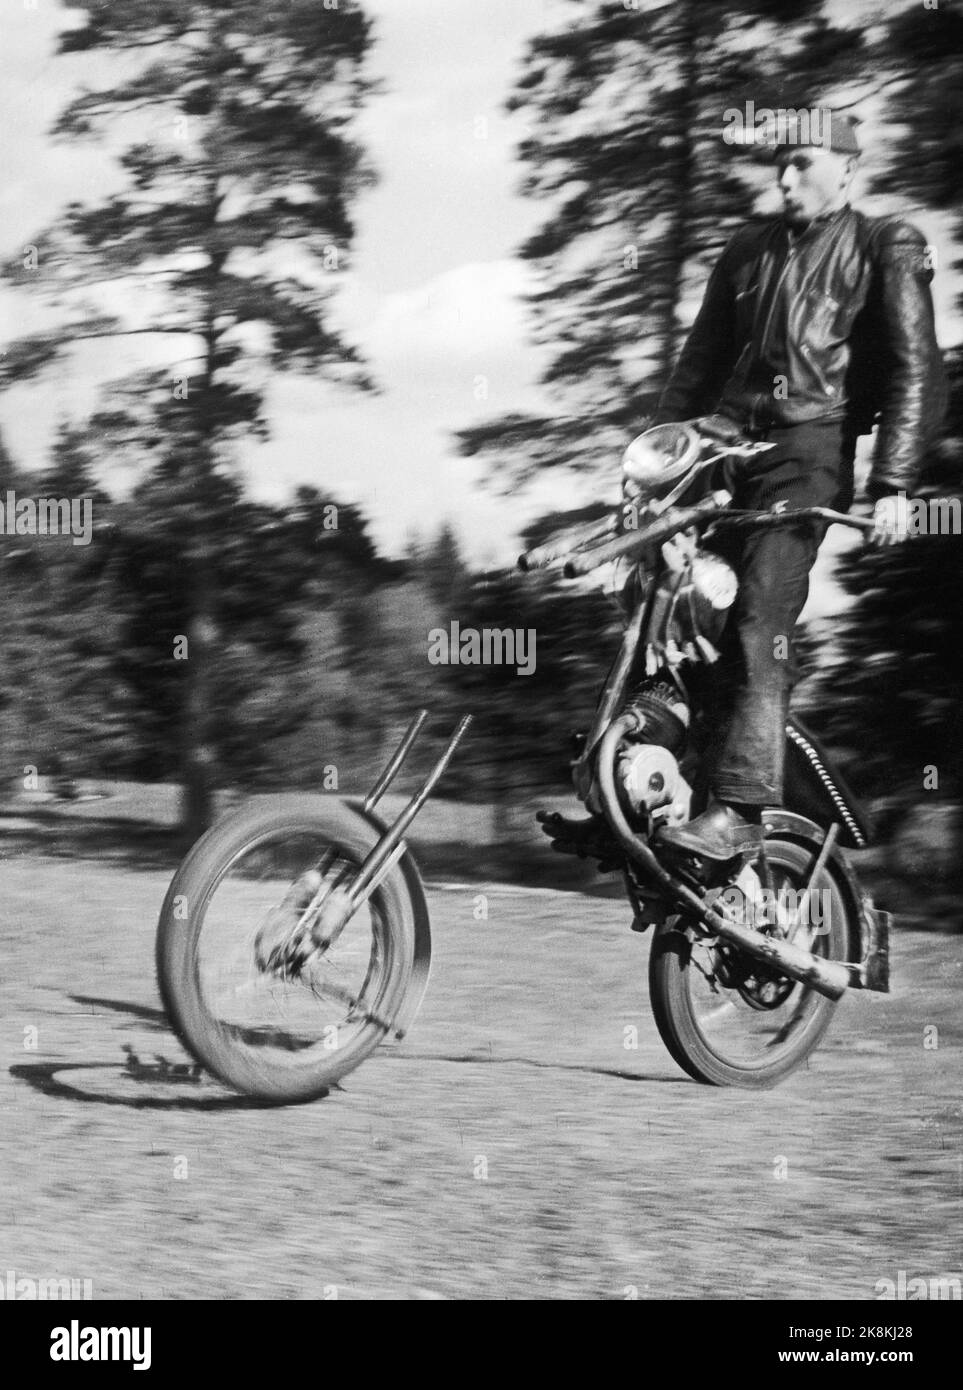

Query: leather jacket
<box><xmin>653</xmin><ymin>205</ymin><xmax>947</xmax><ymax>499</ymax></box>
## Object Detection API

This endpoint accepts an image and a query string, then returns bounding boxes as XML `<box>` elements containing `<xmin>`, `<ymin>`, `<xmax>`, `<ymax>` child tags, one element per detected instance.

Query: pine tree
<box><xmin>806</xmin><ymin>5</ymin><xmax>963</xmax><ymax>876</ymax></box>
<box><xmin>0</xmin><ymin>423</ymin><xmax>133</xmax><ymax>791</ymax></box>
<box><xmin>0</xmin><ymin>0</ymin><xmax>376</xmax><ymax>836</ymax></box>
<box><xmin>456</xmin><ymin>0</ymin><xmax>867</xmax><ymax>488</ymax></box>
<box><xmin>422</xmin><ymin>522</ymin><xmax>468</xmax><ymax>608</ymax></box>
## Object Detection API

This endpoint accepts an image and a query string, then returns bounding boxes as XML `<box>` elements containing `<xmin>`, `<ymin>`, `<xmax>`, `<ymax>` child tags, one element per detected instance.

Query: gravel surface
<box><xmin>2</xmin><ymin>857</ymin><xmax>960</xmax><ymax>1300</ymax></box>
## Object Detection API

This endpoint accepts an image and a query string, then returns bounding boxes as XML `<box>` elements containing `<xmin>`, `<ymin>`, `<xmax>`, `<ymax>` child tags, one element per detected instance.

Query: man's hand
<box><xmin>694</xmin><ymin>413</ymin><xmax>746</xmax><ymax>446</ymax></box>
<box><xmin>871</xmin><ymin>494</ymin><xmax>909</xmax><ymax>546</ymax></box>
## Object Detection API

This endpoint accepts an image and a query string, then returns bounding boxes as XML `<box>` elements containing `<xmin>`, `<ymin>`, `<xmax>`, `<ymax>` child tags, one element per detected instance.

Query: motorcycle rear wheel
<box><xmin>648</xmin><ymin>834</ymin><xmax>853</xmax><ymax>1088</ymax></box>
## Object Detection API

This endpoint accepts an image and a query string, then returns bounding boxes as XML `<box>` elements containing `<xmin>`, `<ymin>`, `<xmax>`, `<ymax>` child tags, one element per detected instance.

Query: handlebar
<box><xmin>561</xmin><ymin>492</ymin><xmax>731</xmax><ymax>578</ymax></box>
<box><xmin>526</xmin><ymin>498</ymin><xmax>876</xmax><ymax>580</ymax></box>
<box><xmin>710</xmin><ymin>505</ymin><xmax>876</xmax><ymax>534</ymax></box>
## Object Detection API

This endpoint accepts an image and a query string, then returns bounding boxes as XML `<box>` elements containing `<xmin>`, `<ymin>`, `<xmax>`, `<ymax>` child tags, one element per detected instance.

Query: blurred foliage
<box><xmin>456</xmin><ymin>0</ymin><xmax>867</xmax><ymax>487</ymax></box>
<box><xmin>422</xmin><ymin>570</ymin><xmax>621</xmax><ymax>819</ymax></box>
<box><xmin>803</xmin><ymin>6</ymin><xmax>963</xmax><ymax>849</ymax></box>
<box><xmin>0</xmin><ymin>0</ymin><xmax>376</xmax><ymax>833</ymax></box>
<box><xmin>801</xmin><ymin>352</ymin><xmax>963</xmax><ymax>841</ymax></box>
<box><xmin>455</xmin><ymin>0</ymin><xmax>963</xmax><ymax>881</ymax></box>
<box><xmin>0</xmin><ymin>417</ymin><xmax>621</xmax><ymax>812</ymax></box>
<box><xmin>0</xmin><ymin>421</ymin><xmax>400</xmax><ymax>794</ymax></box>
<box><xmin>1</xmin><ymin>0</ymin><xmax>962</xmax><ymax>867</ymax></box>
<box><xmin>0</xmin><ymin>425</ymin><xmax>133</xmax><ymax>789</ymax></box>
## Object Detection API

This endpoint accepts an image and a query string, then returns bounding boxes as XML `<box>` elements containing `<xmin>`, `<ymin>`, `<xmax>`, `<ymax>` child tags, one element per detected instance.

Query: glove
<box><xmin>694</xmin><ymin>413</ymin><xmax>746</xmax><ymax>446</ymax></box>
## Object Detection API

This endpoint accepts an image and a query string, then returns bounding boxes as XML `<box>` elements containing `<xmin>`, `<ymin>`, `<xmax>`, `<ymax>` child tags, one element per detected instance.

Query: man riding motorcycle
<box><xmin>647</xmin><ymin>108</ymin><xmax>947</xmax><ymax>861</ymax></box>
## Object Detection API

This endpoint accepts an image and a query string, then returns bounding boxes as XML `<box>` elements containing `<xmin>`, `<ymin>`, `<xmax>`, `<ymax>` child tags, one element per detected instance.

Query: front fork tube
<box><xmin>296</xmin><ymin>714</ymin><xmax>473</xmax><ymax>956</ymax></box>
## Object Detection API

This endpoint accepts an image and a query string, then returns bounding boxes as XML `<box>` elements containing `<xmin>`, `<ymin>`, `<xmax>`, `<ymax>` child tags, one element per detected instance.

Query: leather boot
<box><xmin>657</xmin><ymin>800</ymin><xmax>763</xmax><ymax>861</ymax></box>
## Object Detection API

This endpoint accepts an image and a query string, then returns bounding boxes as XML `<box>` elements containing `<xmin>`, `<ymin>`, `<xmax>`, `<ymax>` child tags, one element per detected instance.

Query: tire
<box><xmin>648</xmin><ymin>835</ymin><xmax>855</xmax><ymax>1089</ymax></box>
<box><xmin>156</xmin><ymin>795</ymin><xmax>417</xmax><ymax>1103</ymax></box>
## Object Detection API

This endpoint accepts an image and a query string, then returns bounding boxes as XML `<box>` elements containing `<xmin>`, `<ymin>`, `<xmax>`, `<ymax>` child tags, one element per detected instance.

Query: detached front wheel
<box><xmin>648</xmin><ymin>834</ymin><xmax>853</xmax><ymax>1089</ymax></box>
<box><xmin>156</xmin><ymin>796</ymin><xmax>418</xmax><ymax>1103</ymax></box>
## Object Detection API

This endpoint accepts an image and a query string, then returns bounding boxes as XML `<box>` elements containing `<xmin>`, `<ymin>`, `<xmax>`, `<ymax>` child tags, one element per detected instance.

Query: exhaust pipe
<box><xmin>699</xmin><ymin>904</ymin><xmax>848</xmax><ymax>1000</ymax></box>
<box><xmin>596</xmin><ymin>717</ymin><xmax>849</xmax><ymax>1002</ymax></box>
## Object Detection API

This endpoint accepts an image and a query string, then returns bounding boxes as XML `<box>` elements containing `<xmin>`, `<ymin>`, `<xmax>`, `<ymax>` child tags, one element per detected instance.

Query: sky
<box><xmin>0</xmin><ymin>0</ymin><xmax>567</xmax><ymax>571</ymax></box>
<box><xmin>0</xmin><ymin>0</ymin><xmax>959</xmax><ymax>612</ymax></box>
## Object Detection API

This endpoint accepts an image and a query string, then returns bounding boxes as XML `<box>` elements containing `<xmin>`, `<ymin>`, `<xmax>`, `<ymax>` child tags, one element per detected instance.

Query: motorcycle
<box><xmin>156</xmin><ymin>418</ymin><xmax>890</xmax><ymax>1100</ymax></box>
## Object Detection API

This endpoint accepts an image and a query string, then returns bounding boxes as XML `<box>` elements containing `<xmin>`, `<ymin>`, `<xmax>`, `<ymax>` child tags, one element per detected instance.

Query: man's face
<box><xmin>776</xmin><ymin>147</ymin><xmax>854</xmax><ymax>226</ymax></box>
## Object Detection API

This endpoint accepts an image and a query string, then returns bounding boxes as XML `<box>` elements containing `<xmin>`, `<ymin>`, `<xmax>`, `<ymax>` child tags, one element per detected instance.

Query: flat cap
<box><xmin>769</xmin><ymin>107</ymin><xmax>861</xmax><ymax>156</ymax></box>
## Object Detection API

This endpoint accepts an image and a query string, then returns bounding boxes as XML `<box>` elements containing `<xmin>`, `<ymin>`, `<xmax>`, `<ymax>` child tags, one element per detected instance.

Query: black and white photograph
<box><xmin>0</xmin><ymin>0</ymin><xmax>960</xmax><ymax>1335</ymax></box>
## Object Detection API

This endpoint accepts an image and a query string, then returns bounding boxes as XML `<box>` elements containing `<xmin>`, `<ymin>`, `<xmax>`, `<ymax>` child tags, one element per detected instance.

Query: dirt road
<box><xmin>2</xmin><ymin>857</ymin><xmax>960</xmax><ymax>1299</ymax></box>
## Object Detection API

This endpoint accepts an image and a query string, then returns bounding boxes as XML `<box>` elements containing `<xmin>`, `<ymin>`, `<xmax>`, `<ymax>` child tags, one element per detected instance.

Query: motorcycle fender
<box><xmin>346</xmin><ymin>799</ymin><xmax>433</xmax><ymax>1040</ymax></box>
<box><xmin>761</xmin><ymin>809</ymin><xmax>889</xmax><ymax>992</ymax></box>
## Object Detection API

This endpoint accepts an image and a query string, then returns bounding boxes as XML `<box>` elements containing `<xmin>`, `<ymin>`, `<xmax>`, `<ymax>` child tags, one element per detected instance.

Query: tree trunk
<box><xmin>179</xmin><ymin>149</ymin><xmax>225</xmax><ymax>841</ymax></box>
<box><xmin>179</xmin><ymin>572</ymin><xmax>217</xmax><ymax>841</ymax></box>
<box><xmin>658</xmin><ymin>3</ymin><xmax>701</xmax><ymax>384</ymax></box>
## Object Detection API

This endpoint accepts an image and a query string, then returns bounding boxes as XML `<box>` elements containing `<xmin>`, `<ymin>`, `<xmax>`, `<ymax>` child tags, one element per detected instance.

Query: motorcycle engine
<box><xmin>617</xmin><ymin>680</ymin><xmax>693</xmax><ymax>825</ymax></box>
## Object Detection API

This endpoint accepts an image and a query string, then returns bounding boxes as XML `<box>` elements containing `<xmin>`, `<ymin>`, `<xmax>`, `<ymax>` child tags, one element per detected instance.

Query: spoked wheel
<box><xmin>157</xmin><ymin>796</ymin><xmax>417</xmax><ymax>1103</ymax></box>
<box><xmin>648</xmin><ymin>834</ymin><xmax>854</xmax><ymax>1089</ymax></box>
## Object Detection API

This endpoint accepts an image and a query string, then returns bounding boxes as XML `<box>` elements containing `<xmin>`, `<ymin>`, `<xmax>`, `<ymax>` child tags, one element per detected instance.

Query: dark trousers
<box><xmin>704</xmin><ymin>420</ymin><xmax>855</xmax><ymax>806</ymax></box>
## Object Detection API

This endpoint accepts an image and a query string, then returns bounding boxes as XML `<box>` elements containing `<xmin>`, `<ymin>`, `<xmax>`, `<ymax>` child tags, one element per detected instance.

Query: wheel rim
<box><xmin>189</xmin><ymin>829</ymin><xmax>400</xmax><ymax>1075</ymax></box>
<box><xmin>682</xmin><ymin>849</ymin><xmax>839</xmax><ymax>1071</ymax></box>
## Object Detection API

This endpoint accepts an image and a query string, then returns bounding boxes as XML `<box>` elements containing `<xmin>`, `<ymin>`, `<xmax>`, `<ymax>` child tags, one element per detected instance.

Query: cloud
<box><xmin>236</xmin><ymin>256</ymin><xmax>561</xmax><ymax>564</ymax></box>
<box><xmin>359</xmin><ymin>259</ymin><xmax>542</xmax><ymax>390</ymax></box>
